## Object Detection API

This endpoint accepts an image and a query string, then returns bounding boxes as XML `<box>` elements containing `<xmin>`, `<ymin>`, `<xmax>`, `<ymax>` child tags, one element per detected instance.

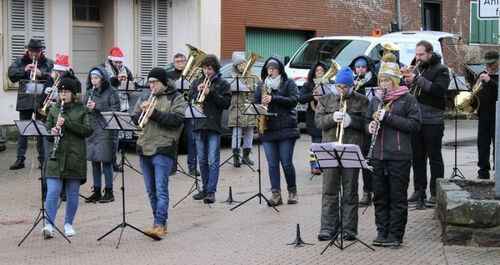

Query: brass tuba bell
<box><xmin>310</xmin><ymin>59</ymin><xmax>341</xmax><ymax>111</ymax></box>
<box><xmin>454</xmin><ymin>78</ymin><xmax>483</xmax><ymax>113</ymax></box>
<box><xmin>182</xmin><ymin>44</ymin><xmax>206</xmax><ymax>84</ymax></box>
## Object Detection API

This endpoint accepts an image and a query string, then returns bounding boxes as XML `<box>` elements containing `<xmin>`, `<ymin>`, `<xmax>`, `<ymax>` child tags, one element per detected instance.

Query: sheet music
<box><xmin>15</xmin><ymin>120</ymin><xmax>51</xmax><ymax>136</ymax></box>
<box><xmin>365</xmin><ymin>87</ymin><xmax>379</xmax><ymax>101</ymax></box>
<box><xmin>117</xmin><ymin>80</ymin><xmax>137</xmax><ymax>91</ymax></box>
<box><xmin>310</xmin><ymin>142</ymin><xmax>370</xmax><ymax>169</ymax></box>
<box><xmin>315</xmin><ymin>83</ymin><xmax>335</xmax><ymax>96</ymax></box>
<box><xmin>243</xmin><ymin>103</ymin><xmax>268</xmax><ymax>115</ymax></box>
<box><xmin>184</xmin><ymin>105</ymin><xmax>206</xmax><ymax>118</ymax></box>
<box><xmin>175</xmin><ymin>79</ymin><xmax>191</xmax><ymax>90</ymax></box>
<box><xmin>100</xmin><ymin>112</ymin><xmax>139</xmax><ymax>130</ymax></box>
<box><xmin>227</xmin><ymin>77</ymin><xmax>255</xmax><ymax>92</ymax></box>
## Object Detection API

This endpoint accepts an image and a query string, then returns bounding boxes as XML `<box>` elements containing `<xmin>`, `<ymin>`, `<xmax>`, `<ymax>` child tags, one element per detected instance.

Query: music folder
<box><xmin>315</xmin><ymin>83</ymin><xmax>334</xmax><ymax>96</ymax></box>
<box><xmin>227</xmin><ymin>77</ymin><xmax>254</xmax><ymax>92</ymax></box>
<box><xmin>100</xmin><ymin>112</ymin><xmax>139</xmax><ymax>131</ymax></box>
<box><xmin>15</xmin><ymin>120</ymin><xmax>52</xmax><ymax>137</ymax></box>
<box><xmin>310</xmin><ymin>142</ymin><xmax>370</xmax><ymax>169</ymax></box>
<box><xmin>175</xmin><ymin>79</ymin><xmax>191</xmax><ymax>90</ymax></box>
<box><xmin>184</xmin><ymin>104</ymin><xmax>207</xmax><ymax>119</ymax></box>
<box><xmin>243</xmin><ymin>103</ymin><xmax>271</xmax><ymax>116</ymax></box>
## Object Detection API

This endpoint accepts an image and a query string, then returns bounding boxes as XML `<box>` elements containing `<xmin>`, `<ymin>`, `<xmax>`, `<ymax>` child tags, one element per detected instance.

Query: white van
<box><xmin>285</xmin><ymin>31</ymin><xmax>461</xmax><ymax>116</ymax></box>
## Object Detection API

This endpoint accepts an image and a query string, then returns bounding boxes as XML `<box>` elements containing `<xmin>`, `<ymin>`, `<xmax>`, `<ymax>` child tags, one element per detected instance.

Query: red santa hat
<box><xmin>108</xmin><ymin>46</ymin><xmax>124</xmax><ymax>62</ymax></box>
<box><xmin>53</xmin><ymin>53</ymin><xmax>70</xmax><ymax>71</ymax></box>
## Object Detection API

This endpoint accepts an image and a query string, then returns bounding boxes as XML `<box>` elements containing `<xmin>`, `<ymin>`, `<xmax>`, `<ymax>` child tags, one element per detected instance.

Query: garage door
<box><xmin>245</xmin><ymin>27</ymin><xmax>313</xmax><ymax>61</ymax></box>
<box><xmin>72</xmin><ymin>26</ymin><xmax>103</xmax><ymax>92</ymax></box>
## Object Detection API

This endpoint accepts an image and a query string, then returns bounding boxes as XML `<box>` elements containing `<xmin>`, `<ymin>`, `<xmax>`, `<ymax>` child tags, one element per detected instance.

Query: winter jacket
<box><xmin>45</xmin><ymin>101</ymin><xmax>93</xmax><ymax>183</ymax></box>
<box><xmin>99</xmin><ymin>61</ymin><xmax>133</xmax><ymax>88</ymax></box>
<box><xmin>8</xmin><ymin>52</ymin><xmax>54</xmax><ymax>111</ymax></box>
<box><xmin>298</xmin><ymin>61</ymin><xmax>327</xmax><ymax>138</ymax></box>
<box><xmin>166</xmin><ymin>68</ymin><xmax>182</xmax><ymax>81</ymax></box>
<box><xmin>254</xmin><ymin>54</ymin><xmax>300</xmax><ymax>142</ymax></box>
<box><xmin>227</xmin><ymin>66</ymin><xmax>259</xmax><ymax>128</ymax></box>
<box><xmin>409</xmin><ymin>53</ymin><xmax>450</xmax><ymax>125</ymax></box>
<box><xmin>188</xmin><ymin>73</ymin><xmax>232</xmax><ymax>133</ymax></box>
<box><xmin>82</xmin><ymin>66</ymin><xmax>121</xmax><ymax>163</ymax></box>
<box><xmin>348</xmin><ymin>55</ymin><xmax>378</xmax><ymax>97</ymax></box>
<box><xmin>133</xmin><ymin>86</ymin><xmax>186</xmax><ymax>158</ymax></box>
<box><xmin>364</xmin><ymin>91</ymin><xmax>421</xmax><ymax>160</ymax></box>
<box><xmin>471</xmin><ymin>72</ymin><xmax>499</xmax><ymax>123</ymax></box>
<box><xmin>315</xmin><ymin>91</ymin><xmax>368</xmax><ymax>146</ymax></box>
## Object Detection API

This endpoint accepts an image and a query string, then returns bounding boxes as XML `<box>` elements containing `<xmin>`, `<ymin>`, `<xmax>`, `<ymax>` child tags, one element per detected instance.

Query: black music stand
<box><xmin>173</xmin><ymin>105</ymin><xmax>209</xmax><ymax>208</ymax></box>
<box><xmin>96</xmin><ymin>112</ymin><xmax>155</xmax><ymax>248</ymax></box>
<box><xmin>310</xmin><ymin>142</ymin><xmax>375</xmax><ymax>254</ymax></box>
<box><xmin>449</xmin><ymin>72</ymin><xmax>466</xmax><ymax>180</ymax></box>
<box><xmin>16</xmin><ymin>119</ymin><xmax>71</xmax><ymax>246</ymax></box>
<box><xmin>230</xmin><ymin>103</ymin><xmax>279</xmax><ymax>212</ymax></box>
<box><xmin>220</xmin><ymin>76</ymin><xmax>256</xmax><ymax>171</ymax></box>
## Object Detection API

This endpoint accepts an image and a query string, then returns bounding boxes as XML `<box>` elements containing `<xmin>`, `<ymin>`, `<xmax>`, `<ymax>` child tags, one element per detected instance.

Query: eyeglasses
<box><xmin>174</xmin><ymin>59</ymin><xmax>186</xmax><ymax>64</ymax></box>
<box><xmin>148</xmin><ymin>80</ymin><xmax>160</xmax><ymax>85</ymax></box>
<box><xmin>59</xmin><ymin>90</ymin><xmax>71</xmax><ymax>94</ymax></box>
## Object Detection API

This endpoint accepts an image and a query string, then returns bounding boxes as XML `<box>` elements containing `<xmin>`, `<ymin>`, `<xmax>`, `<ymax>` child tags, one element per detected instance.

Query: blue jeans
<box><xmin>140</xmin><ymin>154</ymin><xmax>173</xmax><ymax>226</ymax></box>
<box><xmin>92</xmin><ymin>162</ymin><xmax>114</xmax><ymax>188</ymax></box>
<box><xmin>231</xmin><ymin>126</ymin><xmax>254</xmax><ymax>149</ymax></box>
<box><xmin>17</xmin><ymin>110</ymin><xmax>45</xmax><ymax>161</ymax></box>
<box><xmin>185</xmin><ymin>119</ymin><xmax>197</xmax><ymax>170</ymax></box>
<box><xmin>45</xmin><ymin>178</ymin><xmax>80</xmax><ymax>225</ymax></box>
<box><xmin>263</xmin><ymin>139</ymin><xmax>297</xmax><ymax>189</ymax></box>
<box><xmin>195</xmin><ymin>130</ymin><xmax>221</xmax><ymax>193</ymax></box>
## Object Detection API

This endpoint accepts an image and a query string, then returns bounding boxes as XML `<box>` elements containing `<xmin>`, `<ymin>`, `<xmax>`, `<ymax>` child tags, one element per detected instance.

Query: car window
<box><xmin>368</xmin><ymin>44</ymin><xmax>383</xmax><ymax>62</ymax></box>
<box><xmin>290</xmin><ymin>39</ymin><xmax>371</xmax><ymax>69</ymax></box>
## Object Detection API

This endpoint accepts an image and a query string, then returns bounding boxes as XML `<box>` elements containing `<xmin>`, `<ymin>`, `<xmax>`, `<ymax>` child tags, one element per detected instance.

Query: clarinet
<box><xmin>86</xmin><ymin>85</ymin><xmax>95</xmax><ymax>107</ymax></box>
<box><xmin>366</xmin><ymin>88</ymin><xmax>387</xmax><ymax>164</ymax></box>
<box><xmin>50</xmin><ymin>101</ymin><xmax>64</xmax><ymax>161</ymax></box>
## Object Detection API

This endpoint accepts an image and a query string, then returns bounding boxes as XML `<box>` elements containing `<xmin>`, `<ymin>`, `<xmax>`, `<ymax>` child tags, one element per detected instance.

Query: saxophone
<box><xmin>258</xmin><ymin>77</ymin><xmax>269</xmax><ymax>134</ymax></box>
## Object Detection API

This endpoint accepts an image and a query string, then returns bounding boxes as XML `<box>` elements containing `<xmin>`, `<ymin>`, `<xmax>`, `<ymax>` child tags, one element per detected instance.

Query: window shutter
<box><xmin>29</xmin><ymin>0</ymin><xmax>46</xmax><ymax>41</ymax></box>
<box><xmin>156</xmin><ymin>0</ymin><xmax>168</xmax><ymax>67</ymax></box>
<box><xmin>8</xmin><ymin>0</ymin><xmax>27</xmax><ymax>64</ymax></box>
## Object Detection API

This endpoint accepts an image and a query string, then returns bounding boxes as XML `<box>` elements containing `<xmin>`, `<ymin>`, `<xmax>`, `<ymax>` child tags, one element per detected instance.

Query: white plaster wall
<box><xmin>199</xmin><ymin>0</ymin><xmax>220</xmax><ymax>57</ymax></box>
<box><xmin>47</xmin><ymin>0</ymin><xmax>71</xmax><ymax>59</ymax></box>
<box><xmin>170</xmin><ymin>0</ymin><xmax>200</xmax><ymax>61</ymax></box>
<box><xmin>115</xmin><ymin>0</ymin><xmax>135</xmax><ymax>74</ymax></box>
<box><xmin>0</xmin><ymin>1</ymin><xmax>15</xmax><ymax>125</ymax></box>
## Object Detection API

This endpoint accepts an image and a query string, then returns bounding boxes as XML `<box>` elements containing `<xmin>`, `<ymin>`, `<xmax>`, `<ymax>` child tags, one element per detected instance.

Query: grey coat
<box><xmin>227</xmin><ymin>67</ymin><xmax>259</xmax><ymax>128</ymax></box>
<box><xmin>82</xmin><ymin>66</ymin><xmax>120</xmax><ymax>163</ymax></box>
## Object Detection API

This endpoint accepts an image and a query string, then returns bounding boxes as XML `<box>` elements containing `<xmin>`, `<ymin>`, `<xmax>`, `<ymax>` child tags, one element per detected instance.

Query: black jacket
<box><xmin>349</xmin><ymin>55</ymin><xmax>378</xmax><ymax>97</ymax></box>
<box><xmin>254</xmin><ymin>54</ymin><xmax>300</xmax><ymax>142</ymax></box>
<box><xmin>166</xmin><ymin>68</ymin><xmax>182</xmax><ymax>81</ymax></box>
<box><xmin>8</xmin><ymin>52</ymin><xmax>54</xmax><ymax>111</ymax></box>
<box><xmin>471</xmin><ymin>72</ymin><xmax>499</xmax><ymax>123</ymax></box>
<box><xmin>188</xmin><ymin>73</ymin><xmax>231</xmax><ymax>133</ymax></box>
<box><xmin>298</xmin><ymin>61</ymin><xmax>328</xmax><ymax>138</ymax></box>
<box><xmin>410</xmin><ymin>53</ymin><xmax>450</xmax><ymax>124</ymax></box>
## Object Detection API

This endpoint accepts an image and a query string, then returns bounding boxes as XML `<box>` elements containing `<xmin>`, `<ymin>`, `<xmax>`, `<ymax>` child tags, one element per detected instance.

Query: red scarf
<box><xmin>376</xmin><ymin>86</ymin><xmax>409</xmax><ymax>102</ymax></box>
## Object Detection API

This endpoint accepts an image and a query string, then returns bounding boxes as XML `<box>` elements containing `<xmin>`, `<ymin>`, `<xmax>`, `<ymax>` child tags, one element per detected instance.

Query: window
<box><xmin>422</xmin><ymin>1</ymin><xmax>442</xmax><ymax>31</ymax></box>
<box><xmin>73</xmin><ymin>0</ymin><xmax>100</xmax><ymax>22</ymax></box>
<box><xmin>470</xmin><ymin>2</ymin><xmax>499</xmax><ymax>44</ymax></box>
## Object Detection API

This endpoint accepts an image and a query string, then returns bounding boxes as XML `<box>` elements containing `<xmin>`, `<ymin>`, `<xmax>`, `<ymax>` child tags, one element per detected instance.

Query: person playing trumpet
<box><xmin>188</xmin><ymin>55</ymin><xmax>231</xmax><ymax>204</ymax></box>
<box><xmin>314</xmin><ymin>67</ymin><xmax>368</xmax><ymax>241</ymax></box>
<box><xmin>133</xmin><ymin>67</ymin><xmax>186</xmax><ymax>240</ymax></box>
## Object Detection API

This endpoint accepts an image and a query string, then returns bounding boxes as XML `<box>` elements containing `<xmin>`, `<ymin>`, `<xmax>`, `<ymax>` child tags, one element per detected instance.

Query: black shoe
<box><xmin>232</xmin><ymin>148</ymin><xmax>241</xmax><ymax>168</ymax></box>
<box><xmin>38</xmin><ymin>159</ymin><xmax>44</xmax><ymax>169</ymax></box>
<box><xmin>85</xmin><ymin>186</ymin><xmax>102</xmax><ymax>203</ymax></box>
<box><xmin>113</xmin><ymin>162</ymin><xmax>123</xmax><ymax>173</ymax></box>
<box><xmin>408</xmin><ymin>191</ymin><xmax>423</xmax><ymax>204</ymax></box>
<box><xmin>478</xmin><ymin>174</ymin><xmax>490</xmax><ymax>180</ymax></box>
<box><xmin>193</xmin><ymin>189</ymin><xmax>207</xmax><ymax>200</ymax></box>
<box><xmin>317</xmin><ymin>230</ymin><xmax>334</xmax><ymax>241</ymax></box>
<box><xmin>170</xmin><ymin>169</ymin><xmax>177</xmax><ymax>176</ymax></box>
<box><xmin>99</xmin><ymin>188</ymin><xmax>114</xmax><ymax>203</ymax></box>
<box><xmin>372</xmin><ymin>232</ymin><xmax>386</xmax><ymax>246</ymax></box>
<box><xmin>343</xmin><ymin>231</ymin><xmax>356</xmax><ymax>241</ymax></box>
<box><xmin>204</xmin><ymin>192</ymin><xmax>215</xmax><ymax>204</ymax></box>
<box><xmin>381</xmin><ymin>234</ymin><xmax>396</xmax><ymax>247</ymax></box>
<box><xmin>189</xmin><ymin>168</ymin><xmax>200</xmax><ymax>176</ymax></box>
<box><xmin>359</xmin><ymin>192</ymin><xmax>372</xmax><ymax>206</ymax></box>
<box><xmin>242</xmin><ymin>148</ymin><xmax>254</xmax><ymax>166</ymax></box>
<box><xmin>10</xmin><ymin>157</ymin><xmax>25</xmax><ymax>170</ymax></box>
<box><xmin>426</xmin><ymin>196</ymin><xmax>437</xmax><ymax>206</ymax></box>
<box><xmin>392</xmin><ymin>239</ymin><xmax>402</xmax><ymax>249</ymax></box>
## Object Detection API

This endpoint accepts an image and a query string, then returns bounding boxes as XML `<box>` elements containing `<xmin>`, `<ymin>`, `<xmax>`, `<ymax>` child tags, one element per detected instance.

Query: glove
<box><xmin>45</xmin><ymin>86</ymin><xmax>53</xmax><ymax>94</ymax></box>
<box><xmin>342</xmin><ymin>113</ymin><xmax>351</xmax><ymax>128</ymax></box>
<box><xmin>50</xmin><ymin>90</ymin><xmax>59</xmax><ymax>100</ymax></box>
<box><xmin>332</xmin><ymin>111</ymin><xmax>343</xmax><ymax>122</ymax></box>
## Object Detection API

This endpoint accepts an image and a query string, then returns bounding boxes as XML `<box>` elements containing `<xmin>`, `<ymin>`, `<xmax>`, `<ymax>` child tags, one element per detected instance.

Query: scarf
<box><xmin>376</xmin><ymin>86</ymin><xmax>409</xmax><ymax>102</ymax></box>
<box><xmin>104</xmin><ymin>60</ymin><xmax>118</xmax><ymax>78</ymax></box>
<box><xmin>266</xmin><ymin>75</ymin><xmax>281</xmax><ymax>93</ymax></box>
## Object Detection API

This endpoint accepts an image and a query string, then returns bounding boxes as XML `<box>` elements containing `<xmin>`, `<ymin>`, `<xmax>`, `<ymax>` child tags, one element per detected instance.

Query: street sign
<box><xmin>478</xmin><ymin>0</ymin><xmax>500</xmax><ymax>20</ymax></box>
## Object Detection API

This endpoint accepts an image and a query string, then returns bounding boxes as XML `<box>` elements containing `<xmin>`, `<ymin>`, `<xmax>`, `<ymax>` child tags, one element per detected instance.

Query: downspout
<box><xmin>396</xmin><ymin>0</ymin><xmax>402</xmax><ymax>31</ymax></box>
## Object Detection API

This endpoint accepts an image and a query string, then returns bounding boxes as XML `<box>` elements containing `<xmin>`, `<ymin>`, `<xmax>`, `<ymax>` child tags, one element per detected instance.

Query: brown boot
<box><xmin>151</xmin><ymin>225</ymin><xmax>166</xmax><ymax>240</ymax></box>
<box><xmin>268</xmin><ymin>188</ymin><xmax>282</xmax><ymax>207</ymax></box>
<box><xmin>144</xmin><ymin>225</ymin><xmax>157</xmax><ymax>237</ymax></box>
<box><xmin>287</xmin><ymin>186</ymin><xmax>298</xmax><ymax>204</ymax></box>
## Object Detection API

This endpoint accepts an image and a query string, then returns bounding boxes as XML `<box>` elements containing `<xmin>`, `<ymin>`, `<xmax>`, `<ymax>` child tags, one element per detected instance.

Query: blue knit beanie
<box><xmin>335</xmin><ymin>66</ymin><xmax>354</xmax><ymax>86</ymax></box>
<box><xmin>90</xmin><ymin>69</ymin><xmax>103</xmax><ymax>79</ymax></box>
<box><xmin>354</xmin><ymin>58</ymin><xmax>367</xmax><ymax>68</ymax></box>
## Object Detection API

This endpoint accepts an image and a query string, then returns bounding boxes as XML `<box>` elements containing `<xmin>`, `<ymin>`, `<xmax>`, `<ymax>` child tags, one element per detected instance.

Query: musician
<box><xmin>166</xmin><ymin>53</ymin><xmax>199</xmax><ymax>177</ymax></box>
<box><xmin>43</xmin><ymin>78</ymin><xmax>93</xmax><ymax>238</ymax></box>
<box><xmin>402</xmin><ymin>40</ymin><xmax>450</xmax><ymax>206</ymax></box>
<box><xmin>133</xmin><ymin>67</ymin><xmax>186</xmax><ymax>240</ymax></box>
<box><xmin>471</xmin><ymin>50</ymin><xmax>499</xmax><ymax>179</ymax></box>
<box><xmin>188</xmin><ymin>55</ymin><xmax>231</xmax><ymax>204</ymax></box>
<box><xmin>253</xmin><ymin>54</ymin><xmax>300</xmax><ymax>206</ymax></box>
<box><xmin>314</xmin><ymin>67</ymin><xmax>368</xmax><ymax>241</ymax></box>
<box><xmin>227</xmin><ymin>52</ymin><xmax>260</xmax><ymax>167</ymax></box>
<box><xmin>349</xmin><ymin>56</ymin><xmax>378</xmax><ymax>206</ymax></box>
<box><xmin>83</xmin><ymin>67</ymin><xmax>120</xmax><ymax>203</ymax></box>
<box><xmin>366</xmin><ymin>57</ymin><xmax>421</xmax><ymax>247</ymax></box>
<box><xmin>45</xmin><ymin>54</ymin><xmax>82</xmax><ymax>105</ymax></box>
<box><xmin>8</xmin><ymin>39</ymin><xmax>54</xmax><ymax>170</ymax></box>
<box><xmin>298</xmin><ymin>61</ymin><xmax>327</xmax><ymax>175</ymax></box>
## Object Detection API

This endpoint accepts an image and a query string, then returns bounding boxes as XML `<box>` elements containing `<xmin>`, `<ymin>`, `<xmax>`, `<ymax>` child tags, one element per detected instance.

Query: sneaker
<box><xmin>99</xmin><ymin>188</ymin><xmax>114</xmax><ymax>203</ymax></box>
<box><xmin>193</xmin><ymin>189</ymin><xmax>207</xmax><ymax>200</ymax></box>
<box><xmin>372</xmin><ymin>232</ymin><xmax>386</xmax><ymax>246</ymax></box>
<box><xmin>408</xmin><ymin>191</ymin><xmax>424</xmax><ymax>204</ymax></box>
<box><xmin>381</xmin><ymin>234</ymin><xmax>396</xmax><ymax>247</ymax></box>
<box><xmin>287</xmin><ymin>187</ymin><xmax>298</xmax><ymax>204</ymax></box>
<box><xmin>41</xmin><ymin>224</ymin><xmax>54</xmax><ymax>239</ymax></box>
<box><xmin>317</xmin><ymin>230</ymin><xmax>335</xmax><ymax>241</ymax></box>
<box><xmin>426</xmin><ymin>196</ymin><xmax>437</xmax><ymax>206</ymax></box>
<box><xmin>189</xmin><ymin>168</ymin><xmax>200</xmax><ymax>176</ymax></box>
<box><xmin>204</xmin><ymin>192</ymin><xmax>215</xmax><ymax>204</ymax></box>
<box><xmin>64</xmin><ymin>223</ymin><xmax>76</xmax><ymax>237</ymax></box>
<box><xmin>359</xmin><ymin>192</ymin><xmax>373</xmax><ymax>206</ymax></box>
<box><xmin>9</xmin><ymin>157</ymin><xmax>25</xmax><ymax>170</ymax></box>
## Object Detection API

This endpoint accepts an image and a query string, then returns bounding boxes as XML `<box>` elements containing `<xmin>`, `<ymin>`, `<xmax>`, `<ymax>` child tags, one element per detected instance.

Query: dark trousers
<box><xmin>17</xmin><ymin>109</ymin><xmax>45</xmax><ymax>161</ymax></box>
<box><xmin>361</xmin><ymin>134</ymin><xmax>372</xmax><ymax>192</ymax></box>
<box><xmin>411</xmin><ymin>124</ymin><xmax>444</xmax><ymax>196</ymax></box>
<box><xmin>477</xmin><ymin>121</ymin><xmax>495</xmax><ymax>178</ymax></box>
<box><xmin>320</xmin><ymin>168</ymin><xmax>359</xmax><ymax>235</ymax></box>
<box><xmin>372</xmin><ymin>159</ymin><xmax>411</xmax><ymax>241</ymax></box>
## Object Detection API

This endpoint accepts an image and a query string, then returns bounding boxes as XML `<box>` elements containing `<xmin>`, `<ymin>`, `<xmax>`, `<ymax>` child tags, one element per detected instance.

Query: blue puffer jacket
<box><xmin>253</xmin><ymin>54</ymin><xmax>300</xmax><ymax>142</ymax></box>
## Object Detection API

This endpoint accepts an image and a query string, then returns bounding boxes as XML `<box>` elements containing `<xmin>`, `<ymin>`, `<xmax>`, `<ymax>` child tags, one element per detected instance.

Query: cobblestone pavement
<box><xmin>0</xmin><ymin>120</ymin><xmax>499</xmax><ymax>265</ymax></box>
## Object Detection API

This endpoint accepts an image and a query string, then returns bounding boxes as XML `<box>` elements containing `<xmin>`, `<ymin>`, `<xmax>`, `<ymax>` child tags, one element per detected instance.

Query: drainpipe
<box><xmin>496</xmin><ymin>79</ymin><xmax>500</xmax><ymax>199</ymax></box>
<box><xmin>396</xmin><ymin>0</ymin><xmax>402</xmax><ymax>31</ymax></box>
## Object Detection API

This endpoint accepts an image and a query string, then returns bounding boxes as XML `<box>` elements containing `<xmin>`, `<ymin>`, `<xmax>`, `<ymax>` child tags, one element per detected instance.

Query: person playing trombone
<box><xmin>314</xmin><ymin>67</ymin><xmax>368</xmax><ymax>241</ymax></box>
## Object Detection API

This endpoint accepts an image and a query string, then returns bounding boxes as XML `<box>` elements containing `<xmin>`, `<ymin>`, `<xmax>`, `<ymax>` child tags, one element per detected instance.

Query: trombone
<box><xmin>38</xmin><ymin>75</ymin><xmax>61</xmax><ymax>116</ymax></box>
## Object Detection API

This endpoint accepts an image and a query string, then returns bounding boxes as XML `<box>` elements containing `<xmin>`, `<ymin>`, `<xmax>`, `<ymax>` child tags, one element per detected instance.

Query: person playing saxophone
<box><xmin>314</xmin><ymin>67</ymin><xmax>368</xmax><ymax>241</ymax></box>
<box><xmin>365</xmin><ymin>57</ymin><xmax>420</xmax><ymax>248</ymax></box>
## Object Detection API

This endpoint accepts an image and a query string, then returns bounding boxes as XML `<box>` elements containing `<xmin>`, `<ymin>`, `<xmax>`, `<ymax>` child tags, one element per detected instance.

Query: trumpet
<box><xmin>194</xmin><ymin>77</ymin><xmax>210</xmax><ymax>108</ymax></box>
<box><xmin>50</xmin><ymin>101</ymin><xmax>64</xmax><ymax>161</ymax></box>
<box><xmin>401</xmin><ymin>60</ymin><xmax>421</xmax><ymax>78</ymax></box>
<box><xmin>38</xmin><ymin>75</ymin><xmax>61</xmax><ymax>116</ymax></box>
<box><xmin>336</xmin><ymin>94</ymin><xmax>347</xmax><ymax>144</ymax></box>
<box><xmin>138</xmin><ymin>92</ymin><xmax>157</xmax><ymax>129</ymax></box>
<box><xmin>353</xmin><ymin>76</ymin><xmax>364</xmax><ymax>92</ymax></box>
<box><xmin>30</xmin><ymin>57</ymin><xmax>38</xmax><ymax>81</ymax></box>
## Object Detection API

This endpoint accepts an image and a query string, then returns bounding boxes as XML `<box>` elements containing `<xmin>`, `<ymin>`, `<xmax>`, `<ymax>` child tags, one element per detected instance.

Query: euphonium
<box><xmin>50</xmin><ymin>101</ymin><xmax>64</xmax><ymax>161</ymax></box>
<box><xmin>194</xmin><ymin>77</ymin><xmax>210</xmax><ymax>108</ymax></box>
<box><xmin>258</xmin><ymin>77</ymin><xmax>270</xmax><ymax>134</ymax></box>
<box><xmin>336</xmin><ymin>94</ymin><xmax>348</xmax><ymax>144</ymax></box>
<box><xmin>138</xmin><ymin>92</ymin><xmax>158</xmax><ymax>129</ymax></box>
<box><xmin>242</xmin><ymin>51</ymin><xmax>262</xmax><ymax>79</ymax></box>
<box><xmin>39</xmin><ymin>75</ymin><xmax>61</xmax><ymax>116</ymax></box>
<box><xmin>454</xmin><ymin>77</ymin><xmax>483</xmax><ymax>113</ymax></box>
<box><xmin>311</xmin><ymin>59</ymin><xmax>341</xmax><ymax>111</ymax></box>
<box><xmin>182</xmin><ymin>44</ymin><xmax>206</xmax><ymax>84</ymax></box>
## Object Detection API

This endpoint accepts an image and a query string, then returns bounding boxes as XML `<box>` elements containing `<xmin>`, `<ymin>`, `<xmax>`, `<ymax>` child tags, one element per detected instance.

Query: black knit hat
<box><xmin>58</xmin><ymin>78</ymin><xmax>77</xmax><ymax>95</ymax></box>
<box><xmin>147</xmin><ymin>67</ymin><xmax>168</xmax><ymax>86</ymax></box>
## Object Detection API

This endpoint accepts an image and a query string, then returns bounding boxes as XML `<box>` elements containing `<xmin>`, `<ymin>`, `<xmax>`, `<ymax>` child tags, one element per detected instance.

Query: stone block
<box><xmin>470</xmin><ymin>200</ymin><xmax>499</xmax><ymax>227</ymax></box>
<box><xmin>474</xmin><ymin>226</ymin><xmax>500</xmax><ymax>247</ymax></box>
<box><xmin>446</xmin><ymin>199</ymin><xmax>472</xmax><ymax>226</ymax></box>
<box><xmin>443</xmin><ymin>225</ymin><xmax>473</xmax><ymax>246</ymax></box>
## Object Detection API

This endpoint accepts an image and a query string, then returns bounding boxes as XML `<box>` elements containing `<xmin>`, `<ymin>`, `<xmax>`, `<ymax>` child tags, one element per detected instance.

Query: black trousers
<box><xmin>361</xmin><ymin>134</ymin><xmax>372</xmax><ymax>192</ymax></box>
<box><xmin>372</xmin><ymin>159</ymin><xmax>411</xmax><ymax>241</ymax></box>
<box><xmin>411</xmin><ymin>124</ymin><xmax>444</xmax><ymax>196</ymax></box>
<box><xmin>477</xmin><ymin>121</ymin><xmax>495</xmax><ymax>178</ymax></box>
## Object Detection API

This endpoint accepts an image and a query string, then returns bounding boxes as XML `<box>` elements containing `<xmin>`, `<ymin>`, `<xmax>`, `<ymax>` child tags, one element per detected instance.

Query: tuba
<box><xmin>381</xmin><ymin>41</ymin><xmax>400</xmax><ymax>58</ymax></box>
<box><xmin>258</xmin><ymin>77</ymin><xmax>270</xmax><ymax>134</ymax></box>
<box><xmin>182</xmin><ymin>44</ymin><xmax>206</xmax><ymax>84</ymax></box>
<box><xmin>310</xmin><ymin>59</ymin><xmax>341</xmax><ymax>111</ymax></box>
<box><xmin>242</xmin><ymin>50</ymin><xmax>262</xmax><ymax>80</ymax></box>
<box><xmin>454</xmin><ymin>77</ymin><xmax>483</xmax><ymax>113</ymax></box>
<box><xmin>194</xmin><ymin>77</ymin><xmax>211</xmax><ymax>108</ymax></box>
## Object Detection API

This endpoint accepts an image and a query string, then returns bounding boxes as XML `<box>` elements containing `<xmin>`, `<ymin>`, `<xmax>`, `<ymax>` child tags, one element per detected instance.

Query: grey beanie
<box><xmin>267</xmin><ymin>59</ymin><xmax>279</xmax><ymax>69</ymax></box>
<box><xmin>232</xmin><ymin>51</ymin><xmax>246</xmax><ymax>66</ymax></box>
